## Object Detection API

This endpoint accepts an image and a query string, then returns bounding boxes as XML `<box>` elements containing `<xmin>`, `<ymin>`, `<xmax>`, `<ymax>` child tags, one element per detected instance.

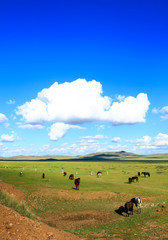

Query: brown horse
<box><xmin>63</xmin><ymin>172</ymin><xmax>67</xmax><ymax>176</ymax></box>
<box><xmin>124</xmin><ymin>200</ymin><xmax>134</xmax><ymax>217</ymax></box>
<box><xmin>74</xmin><ymin>178</ymin><xmax>80</xmax><ymax>190</ymax></box>
<box><xmin>69</xmin><ymin>174</ymin><xmax>74</xmax><ymax>180</ymax></box>
<box><xmin>132</xmin><ymin>176</ymin><xmax>138</xmax><ymax>182</ymax></box>
<box><xmin>97</xmin><ymin>171</ymin><xmax>102</xmax><ymax>177</ymax></box>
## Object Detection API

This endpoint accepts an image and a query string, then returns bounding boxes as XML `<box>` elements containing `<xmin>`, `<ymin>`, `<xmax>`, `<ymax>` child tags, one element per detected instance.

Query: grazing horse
<box><xmin>19</xmin><ymin>172</ymin><xmax>23</xmax><ymax>176</ymax></box>
<box><xmin>125</xmin><ymin>201</ymin><xmax>134</xmax><ymax>217</ymax></box>
<box><xmin>142</xmin><ymin>172</ymin><xmax>150</xmax><ymax>177</ymax></box>
<box><xmin>131</xmin><ymin>197</ymin><xmax>142</xmax><ymax>213</ymax></box>
<box><xmin>128</xmin><ymin>177</ymin><xmax>132</xmax><ymax>184</ymax></box>
<box><xmin>42</xmin><ymin>173</ymin><xmax>45</xmax><ymax>179</ymax></box>
<box><xmin>63</xmin><ymin>172</ymin><xmax>67</xmax><ymax>176</ymax></box>
<box><xmin>69</xmin><ymin>174</ymin><xmax>74</xmax><ymax>180</ymax></box>
<box><xmin>132</xmin><ymin>176</ymin><xmax>138</xmax><ymax>182</ymax></box>
<box><xmin>138</xmin><ymin>172</ymin><xmax>141</xmax><ymax>176</ymax></box>
<box><xmin>97</xmin><ymin>171</ymin><xmax>102</xmax><ymax>177</ymax></box>
<box><xmin>74</xmin><ymin>178</ymin><xmax>80</xmax><ymax>190</ymax></box>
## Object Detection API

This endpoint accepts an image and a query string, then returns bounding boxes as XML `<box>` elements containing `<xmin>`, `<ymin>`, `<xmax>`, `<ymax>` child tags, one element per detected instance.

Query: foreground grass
<box><xmin>0</xmin><ymin>161</ymin><xmax>168</xmax><ymax>239</ymax></box>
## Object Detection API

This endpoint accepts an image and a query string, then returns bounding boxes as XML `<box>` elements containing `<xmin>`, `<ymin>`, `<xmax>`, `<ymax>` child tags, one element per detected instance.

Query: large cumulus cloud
<box><xmin>16</xmin><ymin>78</ymin><xmax>150</xmax><ymax>127</ymax></box>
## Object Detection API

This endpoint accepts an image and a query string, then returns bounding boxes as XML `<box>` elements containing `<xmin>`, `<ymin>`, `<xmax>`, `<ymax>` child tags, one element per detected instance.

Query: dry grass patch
<box><xmin>41</xmin><ymin>210</ymin><xmax>118</xmax><ymax>230</ymax></box>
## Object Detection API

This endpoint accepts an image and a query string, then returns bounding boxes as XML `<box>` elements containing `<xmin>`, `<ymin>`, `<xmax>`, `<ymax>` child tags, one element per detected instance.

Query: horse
<box><xmin>69</xmin><ymin>174</ymin><xmax>74</xmax><ymax>180</ymax></box>
<box><xmin>128</xmin><ymin>177</ymin><xmax>132</xmax><ymax>183</ymax></box>
<box><xmin>132</xmin><ymin>176</ymin><xmax>138</xmax><ymax>182</ymax></box>
<box><xmin>124</xmin><ymin>200</ymin><xmax>134</xmax><ymax>217</ymax></box>
<box><xmin>63</xmin><ymin>172</ymin><xmax>67</xmax><ymax>176</ymax></box>
<box><xmin>74</xmin><ymin>178</ymin><xmax>80</xmax><ymax>190</ymax></box>
<box><xmin>138</xmin><ymin>172</ymin><xmax>141</xmax><ymax>176</ymax></box>
<box><xmin>19</xmin><ymin>172</ymin><xmax>23</xmax><ymax>176</ymax></box>
<box><xmin>131</xmin><ymin>197</ymin><xmax>142</xmax><ymax>213</ymax></box>
<box><xmin>97</xmin><ymin>171</ymin><xmax>102</xmax><ymax>177</ymax></box>
<box><xmin>42</xmin><ymin>173</ymin><xmax>45</xmax><ymax>179</ymax></box>
<box><xmin>142</xmin><ymin>172</ymin><xmax>150</xmax><ymax>177</ymax></box>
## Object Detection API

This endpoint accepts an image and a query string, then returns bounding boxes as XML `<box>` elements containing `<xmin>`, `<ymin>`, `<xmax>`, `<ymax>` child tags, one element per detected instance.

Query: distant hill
<box><xmin>0</xmin><ymin>151</ymin><xmax>168</xmax><ymax>161</ymax></box>
<box><xmin>0</xmin><ymin>154</ymin><xmax>76</xmax><ymax>161</ymax></box>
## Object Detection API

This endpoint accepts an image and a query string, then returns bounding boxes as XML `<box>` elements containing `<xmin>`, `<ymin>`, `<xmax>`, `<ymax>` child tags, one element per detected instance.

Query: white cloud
<box><xmin>160</xmin><ymin>106</ymin><xmax>168</xmax><ymax>120</ymax></box>
<box><xmin>82</xmin><ymin>135</ymin><xmax>105</xmax><ymax>140</ymax></box>
<box><xmin>0</xmin><ymin>113</ymin><xmax>8</xmax><ymax>124</ymax></box>
<box><xmin>125</xmin><ymin>133</ymin><xmax>168</xmax><ymax>153</ymax></box>
<box><xmin>154</xmin><ymin>133</ymin><xmax>168</xmax><ymax>146</ymax></box>
<box><xmin>16</xmin><ymin>79</ymin><xmax>150</xmax><ymax>126</ymax></box>
<box><xmin>116</xmin><ymin>95</ymin><xmax>125</xmax><ymax>102</ymax></box>
<box><xmin>1</xmin><ymin>134</ymin><xmax>15</xmax><ymax>142</ymax></box>
<box><xmin>38</xmin><ymin>144</ymin><xmax>51</xmax><ymax>153</ymax></box>
<box><xmin>6</xmin><ymin>99</ymin><xmax>16</xmax><ymax>105</ymax></box>
<box><xmin>136</xmin><ymin>136</ymin><xmax>152</xmax><ymax>145</ymax></box>
<box><xmin>18</xmin><ymin>124</ymin><xmax>44</xmax><ymax>129</ymax></box>
<box><xmin>140</xmin><ymin>145</ymin><xmax>158</xmax><ymax>149</ymax></box>
<box><xmin>48</xmin><ymin>122</ymin><xmax>83</xmax><ymax>141</ymax></box>
<box><xmin>104</xmin><ymin>93</ymin><xmax>150</xmax><ymax>125</ymax></box>
<box><xmin>97</xmin><ymin>124</ymin><xmax>105</xmax><ymax>130</ymax></box>
<box><xmin>111</xmin><ymin>137</ymin><xmax>121</xmax><ymax>143</ymax></box>
<box><xmin>152</xmin><ymin>107</ymin><xmax>159</xmax><ymax>114</ymax></box>
<box><xmin>16</xmin><ymin>98</ymin><xmax>47</xmax><ymax>124</ymax></box>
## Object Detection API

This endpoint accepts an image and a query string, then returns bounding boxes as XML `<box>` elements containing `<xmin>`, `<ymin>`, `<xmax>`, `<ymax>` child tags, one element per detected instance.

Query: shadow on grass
<box><xmin>115</xmin><ymin>206</ymin><xmax>126</xmax><ymax>217</ymax></box>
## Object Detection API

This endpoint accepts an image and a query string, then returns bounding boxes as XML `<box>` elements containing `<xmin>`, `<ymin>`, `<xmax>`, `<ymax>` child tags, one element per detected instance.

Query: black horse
<box><xmin>142</xmin><ymin>172</ymin><xmax>150</xmax><ymax>177</ymax></box>
<box><xmin>128</xmin><ymin>177</ymin><xmax>132</xmax><ymax>183</ymax></box>
<box><xmin>19</xmin><ymin>172</ymin><xmax>23</xmax><ymax>176</ymax></box>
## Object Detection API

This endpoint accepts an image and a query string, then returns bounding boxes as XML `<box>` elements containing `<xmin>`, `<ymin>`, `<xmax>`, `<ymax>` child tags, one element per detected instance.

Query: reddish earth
<box><xmin>0</xmin><ymin>180</ymin><xmax>83</xmax><ymax>240</ymax></box>
<box><xmin>0</xmin><ymin>179</ymin><xmax>25</xmax><ymax>201</ymax></box>
<box><xmin>0</xmin><ymin>205</ymin><xmax>83</xmax><ymax>240</ymax></box>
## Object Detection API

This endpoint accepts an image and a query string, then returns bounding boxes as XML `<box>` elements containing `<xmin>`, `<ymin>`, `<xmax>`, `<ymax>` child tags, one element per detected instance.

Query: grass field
<box><xmin>0</xmin><ymin>160</ymin><xmax>168</xmax><ymax>239</ymax></box>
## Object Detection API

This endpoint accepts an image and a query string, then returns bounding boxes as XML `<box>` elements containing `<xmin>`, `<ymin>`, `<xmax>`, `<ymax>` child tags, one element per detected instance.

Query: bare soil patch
<box><xmin>36</xmin><ymin>188</ymin><xmax>118</xmax><ymax>200</ymax></box>
<box><xmin>41</xmin><ymin>210</ymin><xmax>118</xmax><ymax>230</ymax></box>
<box><xmin>155</xmin><ymin>204</ymin><xmax>168</xmax><ymax>214</ymax></box>
<box><xmin>0</xmin><ymin>179</ymin><xmax>25</xmax><ymax>201</ymax></box>
<box><xmin>0</xmin><ymin>205</ymin><xmax>82</xmax><ymax>240</ymax></box>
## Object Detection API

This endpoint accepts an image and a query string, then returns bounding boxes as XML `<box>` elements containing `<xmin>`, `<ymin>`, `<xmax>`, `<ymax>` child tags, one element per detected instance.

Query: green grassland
<box><xmin>0</xmin><ymin>159</ymin><xmax>168</xmax><ymax>239</ymax></box>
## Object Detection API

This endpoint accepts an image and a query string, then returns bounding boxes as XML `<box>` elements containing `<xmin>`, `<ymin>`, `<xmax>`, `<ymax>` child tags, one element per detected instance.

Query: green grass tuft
<box><xmin>0</xmin><ymin>190</ymin><xmax>35</xmax><ymax>219</ymax></box>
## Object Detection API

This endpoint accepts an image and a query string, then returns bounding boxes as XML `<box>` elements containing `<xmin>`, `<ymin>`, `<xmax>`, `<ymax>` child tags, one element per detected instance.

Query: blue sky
<box><xmin>0</xmin><ymin>0</ymin><xmax>168</xmax><ymax>157</ymax></box>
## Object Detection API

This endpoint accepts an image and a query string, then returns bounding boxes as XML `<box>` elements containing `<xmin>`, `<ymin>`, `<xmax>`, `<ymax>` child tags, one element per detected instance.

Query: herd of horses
<box><xmin>62</xmin><ymin>171</ymin><xmax>103</xmax><ymax>190</ymax></box>
<box><xmin>18</xmin><ymin>169</ymin><xmax>148</xmax><ymax>217</ymax></box>
<box><xmin>124</xmin><ymin>171</ymin><xmax>150</xmax><ymax>216</ymax></box>
<box><xmin>128</xmin><ymin>171</ymin><xmax>150</xmax><ymax>183</ymax></box>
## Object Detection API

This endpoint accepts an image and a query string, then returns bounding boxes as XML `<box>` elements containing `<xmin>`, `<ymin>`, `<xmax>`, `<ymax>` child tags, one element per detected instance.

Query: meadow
<box><xmin>0</xmin><ymin>160</ymin><xmax>168</xmax><ymax>239</ymax></box>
